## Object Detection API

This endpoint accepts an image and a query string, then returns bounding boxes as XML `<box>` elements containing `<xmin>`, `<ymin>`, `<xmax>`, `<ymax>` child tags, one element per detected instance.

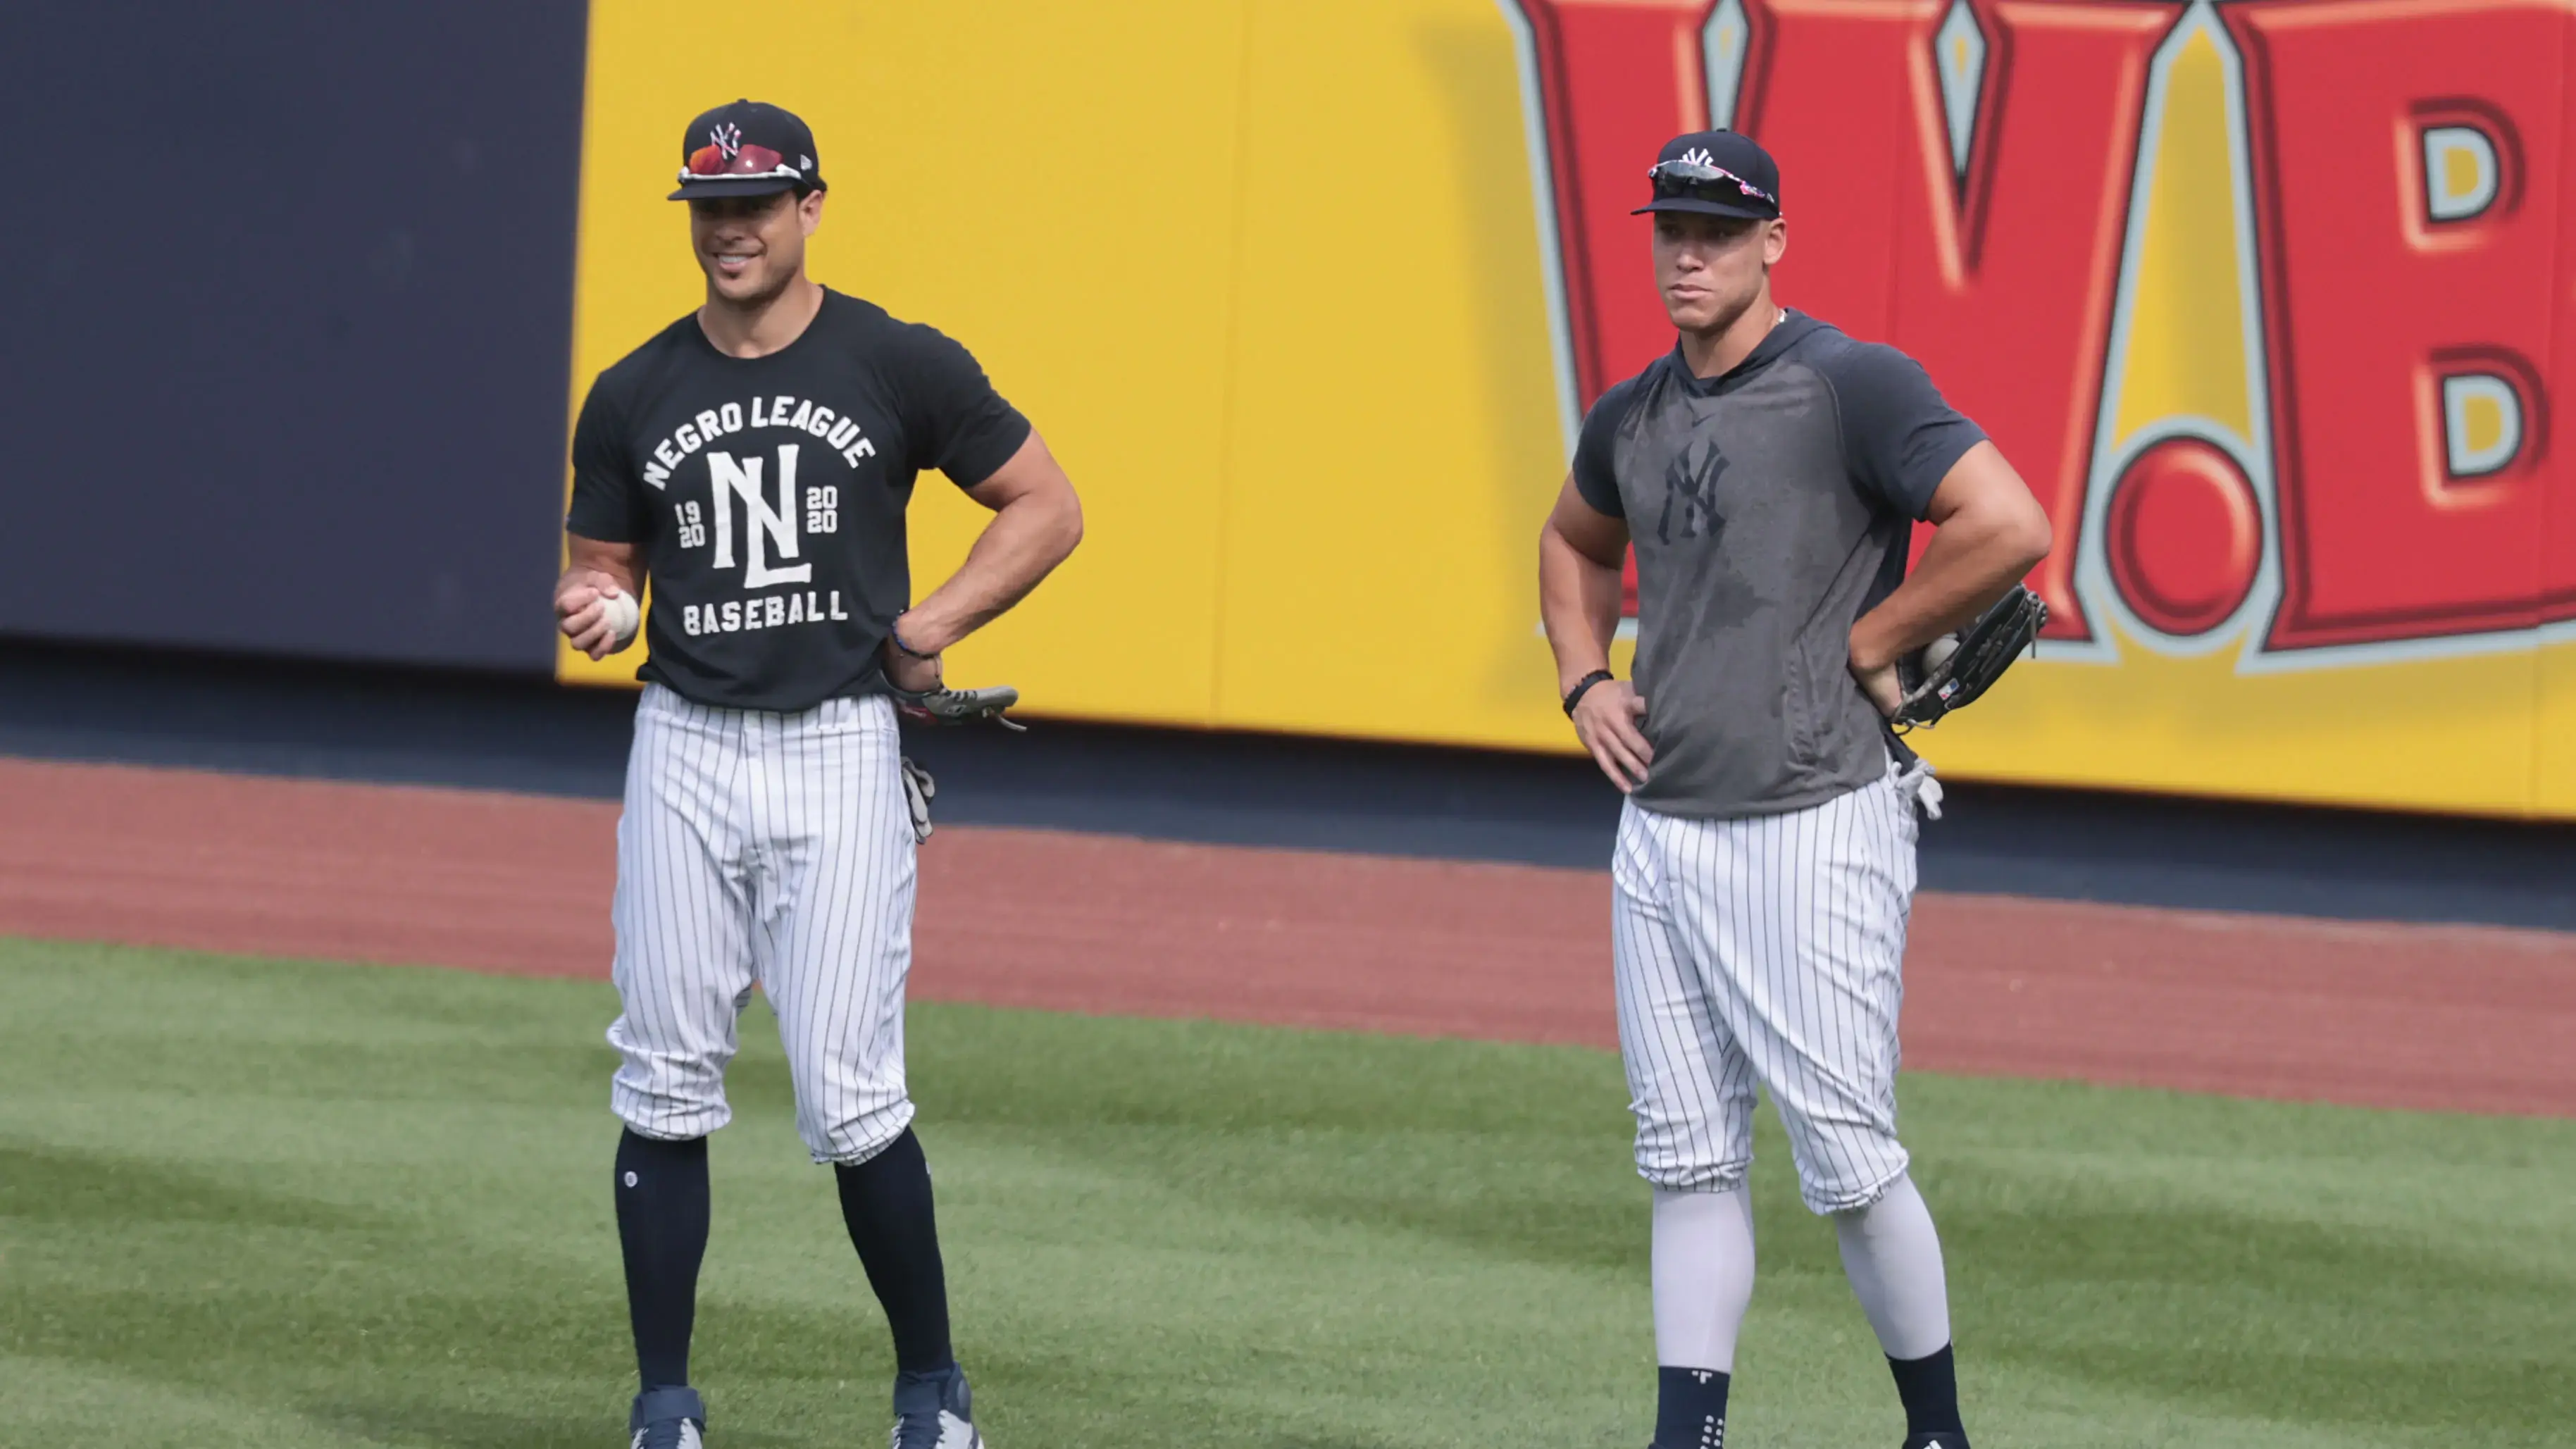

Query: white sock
<box><xmin>1651</xmin><ymin>1186</ymin><xmax>1757</xmax><ymax>1372</ymax></box>
<box><xmin>1834</xmin><ymin>1174</ymin><xmax>1952</xmax><ymax>1360</ymax></box>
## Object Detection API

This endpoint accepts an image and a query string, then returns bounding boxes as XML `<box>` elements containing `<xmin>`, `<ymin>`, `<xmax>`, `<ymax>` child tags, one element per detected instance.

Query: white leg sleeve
<box><xmin>1651</xmin><ymin>1185</ymin><xmax>1758</xmax><ymax>1373</ymax></box>
<box><xmin>1833</xmin><ymin>1173</ymin><xmax>1952</xmax><ymax>1360</ymax></box>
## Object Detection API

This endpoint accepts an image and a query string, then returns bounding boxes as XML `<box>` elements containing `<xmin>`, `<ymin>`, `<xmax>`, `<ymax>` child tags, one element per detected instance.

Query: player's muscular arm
<box><xmin>1541</xmin><ymin>477</ymin><xmax>1654</xmax><ymax>792</ymax></box>
<box><xmin>886</xmin><ymin>431</ymin><xmax>1083</xmax><ymax>683</ymax></box>
<box><xmin>556</xmin><ymin>534</ymin><xmax>644</xmax><ymax>661</ymax></box>
<box><xmin>1847</xmin><ymin>441</ymin><xmax>2052</xmax><ymax>714</ymax></box>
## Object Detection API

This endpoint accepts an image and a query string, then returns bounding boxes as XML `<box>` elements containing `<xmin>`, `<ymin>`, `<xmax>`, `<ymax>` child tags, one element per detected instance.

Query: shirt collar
<box><xmin>1672</xmin><ymin>307</ymin><xmax>1823</xmax><ymax>392</ymax></box>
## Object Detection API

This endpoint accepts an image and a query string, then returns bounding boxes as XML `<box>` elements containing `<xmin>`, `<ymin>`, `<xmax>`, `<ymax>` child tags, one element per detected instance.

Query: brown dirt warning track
<box><xmin>3</xmin><ymin>756</ymin><xmax>2570</xmax><ymax>1118</ymax></box>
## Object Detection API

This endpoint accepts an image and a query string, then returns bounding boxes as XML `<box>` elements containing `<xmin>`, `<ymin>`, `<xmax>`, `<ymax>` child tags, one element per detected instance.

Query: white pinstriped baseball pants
<box><xmin>1612</xmin><ymin>764</ymin><xmax>1921</xmax><ymax>1213</ymax></box>
<box><xmin>608</xmin><ymin>684</ymin><xmax>919</xmax><ymax>1164</ymax></box>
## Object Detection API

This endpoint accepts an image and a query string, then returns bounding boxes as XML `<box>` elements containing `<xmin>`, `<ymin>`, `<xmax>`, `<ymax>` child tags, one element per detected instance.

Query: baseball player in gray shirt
<box><xmin>1537</xmin><ymin>130</ymin><xmax>2053</xmax><ymax>1449</ymax></box>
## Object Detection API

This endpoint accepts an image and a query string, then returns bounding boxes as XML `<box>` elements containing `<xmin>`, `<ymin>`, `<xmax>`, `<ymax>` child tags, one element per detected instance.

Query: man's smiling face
<box><xmin>688</xmin><ymin>189</ymin><xmax>823</xmax><ymax>306</ymax></box>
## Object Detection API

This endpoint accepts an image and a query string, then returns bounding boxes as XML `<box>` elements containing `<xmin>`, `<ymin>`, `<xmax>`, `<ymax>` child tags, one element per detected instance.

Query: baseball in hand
<box><xmin>599</xmin><ymin>587</ymin><xmax>642</xmax><ymax>651</ymax></box>
<box><xmin>1922</xmin><ymin>635</ymin><xmax>1960</xmax><ymax>672</ymax></box>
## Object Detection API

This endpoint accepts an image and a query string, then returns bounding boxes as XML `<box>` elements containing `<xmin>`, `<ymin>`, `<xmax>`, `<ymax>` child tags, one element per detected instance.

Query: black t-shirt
<box><xmin>568</xmin><ymin>290</ymin><xmax>1031</xmax><ymax>711</ymax></box>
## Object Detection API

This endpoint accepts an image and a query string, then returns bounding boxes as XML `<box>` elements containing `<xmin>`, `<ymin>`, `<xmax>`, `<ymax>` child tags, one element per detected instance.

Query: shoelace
<box><xmin>888</xmin><ymin>1407</ymin><xmax>962</xmax><ymax>1449</ymax></box>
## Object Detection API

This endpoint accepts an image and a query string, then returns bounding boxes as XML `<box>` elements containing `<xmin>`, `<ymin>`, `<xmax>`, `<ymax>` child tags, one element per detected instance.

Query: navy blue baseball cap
<box><xmin>669</xmin><ymin>99</ymin><xmax>825</xmax><ymax>201</ymax></box>
<box><xmin>1634</xmin><ymin>130</ymin><xmax>1781</xmax><ymax>220</ymax></box>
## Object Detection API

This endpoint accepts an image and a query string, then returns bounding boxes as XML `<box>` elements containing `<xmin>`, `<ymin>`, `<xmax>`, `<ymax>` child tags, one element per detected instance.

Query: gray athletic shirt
<box><xmin>1573</xmin><ymin>311</ymin><xmax>1986</xmax><ymax>819</ymax></box>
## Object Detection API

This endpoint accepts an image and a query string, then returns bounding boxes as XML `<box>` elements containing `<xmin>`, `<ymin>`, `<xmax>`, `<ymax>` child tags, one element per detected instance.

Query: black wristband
<box><xmin>889</xmin><ymin>610</ymin><xmax>936</xmax><ymax>659</ymax></box>
<box><xmin>1561</xmin><ymin>668</ymin><xmax>1617</xmax><ymax>716</ymax></box>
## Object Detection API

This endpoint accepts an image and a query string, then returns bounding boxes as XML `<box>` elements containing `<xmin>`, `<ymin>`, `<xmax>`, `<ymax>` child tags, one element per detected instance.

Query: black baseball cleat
<box><xmin>1901</xmin><ymin>1434</ymin><xmax>1969</xmax><ymax>1449</ymax></box>
<box><xmin>890</xmin><ymin>1363</ymin><xmax>982</xmax><ymax>1449</ymax></box>
<box><xmin>629</xmin><ymin>1385</ymin><xmax>707</xmax><ymax>1448</ymax></box>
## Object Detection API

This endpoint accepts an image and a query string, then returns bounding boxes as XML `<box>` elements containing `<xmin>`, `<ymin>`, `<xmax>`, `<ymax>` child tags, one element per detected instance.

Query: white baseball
<box><xmin>1922</xmin><ymin>635</ymin><xmax>1960</xmax><ymax>671</ymax></box>
<box><xmin>598</xmin><ymin>587</ymin><xmax>642</xmax><ymax>651</ymax></box>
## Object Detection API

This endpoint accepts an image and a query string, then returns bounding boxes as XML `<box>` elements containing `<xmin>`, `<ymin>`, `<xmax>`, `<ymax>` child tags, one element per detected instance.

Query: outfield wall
<box><xmin>0</xmin><ymin>1</ymin><xmax>588</xmax><ymax>671</ymax></box>
<box><xmin>8</xmin><ymin>2</ymin><xmax>2575</xmax><ymax>819</ymax></box>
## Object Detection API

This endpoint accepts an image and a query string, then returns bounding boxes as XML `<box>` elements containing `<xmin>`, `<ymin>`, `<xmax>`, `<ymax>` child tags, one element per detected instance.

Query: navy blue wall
<box><xmin>0</xmin><ymin>2</ymin><xmax>589</xmax><ymax>672</ymax></box>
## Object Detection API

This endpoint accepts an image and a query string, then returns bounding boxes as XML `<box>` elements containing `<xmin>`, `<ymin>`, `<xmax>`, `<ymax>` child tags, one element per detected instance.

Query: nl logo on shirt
<box><xmin>636</xmin><ymin>394</ymin><xmax>873</xmax><ymax>637</ymax></box>
<box><xmin>1501</xmin><ymin>0</ymin><xmax>2568</xmax><ymax>672</ymax></box>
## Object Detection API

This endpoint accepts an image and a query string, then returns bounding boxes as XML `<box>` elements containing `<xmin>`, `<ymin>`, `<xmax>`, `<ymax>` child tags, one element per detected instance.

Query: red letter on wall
<box><xmin>2232</xmin><ymin>0</ymin><xmax>2565</xmax><ymax>647</ymax></box>
<box><xmin>1866</xmin><ymin>0</ymin><xmax>2171</xmax><ymax>640</ymax></box>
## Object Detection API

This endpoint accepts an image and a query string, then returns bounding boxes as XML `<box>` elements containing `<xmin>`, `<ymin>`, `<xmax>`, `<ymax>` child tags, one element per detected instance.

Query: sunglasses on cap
<box><xmin>1645</xmin><ymin>158</ymin><xmax>1777</xmax><ymax>209</ymax></box>
<box><xmin>679</xmin><ymin>142</ymin><xmax>806</xmax><ymax>185</ymax></box>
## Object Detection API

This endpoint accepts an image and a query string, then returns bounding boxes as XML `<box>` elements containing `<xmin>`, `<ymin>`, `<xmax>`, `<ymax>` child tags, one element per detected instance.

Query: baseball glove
<box><xmin>1891</xmin><ymin>584</ymin><xmax>2048</xmax><ymax>730</ymax></box>
<box><xmin>899</xmin><ymin>755</ymin><xmax>937</xmax><ymax>843</ymax></box>
<box><xmin>889</xmin><ymin>685</ymin><xmax>1026</xmax><ymax>732</ymax></box>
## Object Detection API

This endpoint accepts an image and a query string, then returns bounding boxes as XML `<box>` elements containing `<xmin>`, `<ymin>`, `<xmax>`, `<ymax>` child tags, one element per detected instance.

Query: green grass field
<box><xmin>2</xmin><ymin>938</ymin><xmax>2569</xmax><ymax>1448</ymax></box>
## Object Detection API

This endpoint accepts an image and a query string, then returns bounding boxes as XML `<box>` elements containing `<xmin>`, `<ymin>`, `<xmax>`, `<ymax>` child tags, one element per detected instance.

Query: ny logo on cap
<box><xmin>707</xmin><ymin>121</ymin><xmax>742</xmax><ymax>161</ymax></box>
<box><xmin>1680</xmin><ymin>146</ymin><xmax>1717</xmax><ymax>166</ymax></box>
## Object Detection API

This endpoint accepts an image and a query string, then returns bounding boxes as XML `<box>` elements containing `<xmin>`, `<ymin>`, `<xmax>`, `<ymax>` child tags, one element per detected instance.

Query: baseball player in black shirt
<box><xmin>554</xmin><ymin>100</ymin><xmax>1082</xmax><ymax>1449</ymax></box>
<box><xmin>1538</xmin><ymin>131</ymin><xmax>2053</xmax><ymax>1449</ymax></box>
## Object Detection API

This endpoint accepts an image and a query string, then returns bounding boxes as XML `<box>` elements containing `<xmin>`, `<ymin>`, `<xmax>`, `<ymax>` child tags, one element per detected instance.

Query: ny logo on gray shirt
<box><xmin>1660</xmin><ymin>438</ymin><xmax>1729</xmax><ymax>545</ymax></box>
